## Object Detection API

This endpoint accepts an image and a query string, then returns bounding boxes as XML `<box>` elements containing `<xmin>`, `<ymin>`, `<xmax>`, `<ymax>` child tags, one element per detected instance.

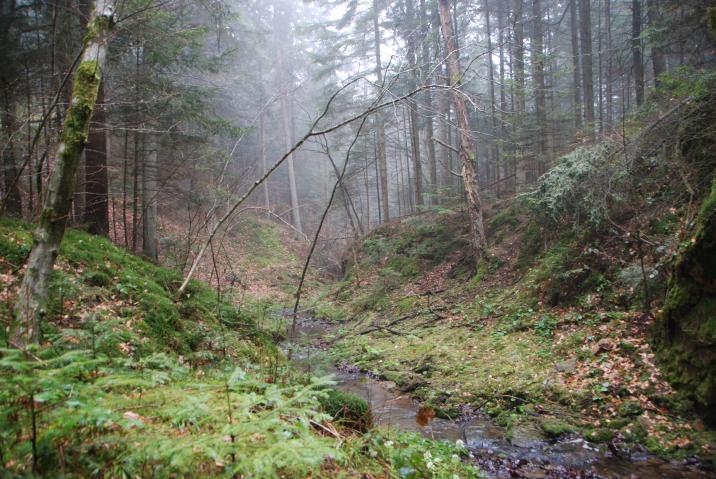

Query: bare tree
<box><xmin>437</xmin><ymin>0</ymin><xmax>487</xmax><ymax>259</ymax></box>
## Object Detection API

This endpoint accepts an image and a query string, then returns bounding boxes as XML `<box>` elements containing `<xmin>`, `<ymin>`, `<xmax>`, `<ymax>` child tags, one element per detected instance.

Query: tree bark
<box><xmin>437</xmin><ymin>0</ymin><xmax>487</xmax><ymax>259</ymax></box>
<box><xmin>85</xmin><ymin>80</ymin><xmax>109</xmax><ymax>235</ymax></box>
<box><xmin>373</xmin><ymin>0</ymin><xmax>389</xmax><ymax>222</ymax></box>
<box><xmin>11</xmin><ymin>0</ymin><xmax>114</xmax><ymax>346</ymax></box>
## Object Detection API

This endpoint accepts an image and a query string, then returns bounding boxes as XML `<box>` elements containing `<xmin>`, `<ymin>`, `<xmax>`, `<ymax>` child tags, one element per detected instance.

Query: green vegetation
<box><xmin>324</xmin><ymin>85</ymin><xmax>716</xmax><ymax>461</ymax></box>
<box><xmin>0</xmin><ymin>219</ymin><xmax>482</xmax><ymax>478</ymax></box>
<box><xmin>654</xmin><ymin>179</ymin><xmax>716</xmax><ymax>422</ymax></box>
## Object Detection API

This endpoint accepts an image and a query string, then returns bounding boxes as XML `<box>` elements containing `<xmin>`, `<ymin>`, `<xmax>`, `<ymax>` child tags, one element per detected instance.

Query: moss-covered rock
<box><xmin>654</xmin><ymin>179</ymin><xmax>716</xmax><ymax>423</ymax></box>
<box><xmin>318</xmin><ymin>389</ymin><xmax>372</xmax><ymax>432</ymax></box>
<box><xmin>539</xmin><ymin>417</ymin><xmax>573</xmax><ymax>438</ymax></box>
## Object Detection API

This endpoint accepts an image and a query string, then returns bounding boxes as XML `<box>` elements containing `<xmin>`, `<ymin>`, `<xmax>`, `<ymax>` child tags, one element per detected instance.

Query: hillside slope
<box><xmin>0</xmin><ymin>218</ymin><xmax>478</xmax><ymax>478</ymax></box>
<box><xmin>321</xmin><ymin>79</ymin><xmax>716</xmax><ymax>464</ymax></box>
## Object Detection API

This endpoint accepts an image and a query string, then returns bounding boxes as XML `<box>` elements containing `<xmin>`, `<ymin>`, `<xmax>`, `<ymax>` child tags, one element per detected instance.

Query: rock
<box><xmin>554</xmin><ymin>358</ymin><xmax>577</xmax><ymax>373</ymax></box>
<box><xmin>592</xmin><ymin>338</ymin><xmax>614</xmax><ymax>354</ymax></box>
<box><xmin>654</xmin><ymin>180</ymin><xmax>716</xmax><ymax>424</ymax></box>
<box><xmin>509</xmin><ymin>422</ymin><xmax>547</xmax><ymax>449</ymax></box>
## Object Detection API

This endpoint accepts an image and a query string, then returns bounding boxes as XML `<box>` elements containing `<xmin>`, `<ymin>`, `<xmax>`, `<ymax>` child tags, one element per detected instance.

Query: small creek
<box><xmin>289</xmin><ymin>318</ymin><xmax>712</xmax><ymax>479</ymax></box>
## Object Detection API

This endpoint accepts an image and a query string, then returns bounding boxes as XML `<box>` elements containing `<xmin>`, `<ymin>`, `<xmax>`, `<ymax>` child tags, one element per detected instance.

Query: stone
<box><xmin>554</xmin><ymin>358</ymin><xmax>577</xmax><ymax>373</ymax></box>
<box><xmin>592</xmin><ymin>338</ymin><xmax>614</xmax><ymax>354</ymax></box>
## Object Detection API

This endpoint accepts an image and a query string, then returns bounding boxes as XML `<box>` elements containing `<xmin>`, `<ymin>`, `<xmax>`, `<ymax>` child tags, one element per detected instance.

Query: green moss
<box><xmin>654</xmin><ymin>179</ymin><xmax>716</xmax><ymax>422</ymax></box>
<box><xmin>539</xmin><ymin>417</ymin><xmax>573</xmax><ymax>438</ymax></box>
<box><xmin>587</xmin><ymin>428</ymin><xmax>615</xmax><ymax>443</ymax></box>
<box><xmin>618</xmin><ymin>400</ymin><xmax>644</xmax><ymax>418</ymax></box>
<box><xmin>318</xmin><ymin>389</ymin><xmax>372</xmax><ymax>432</ymax></box>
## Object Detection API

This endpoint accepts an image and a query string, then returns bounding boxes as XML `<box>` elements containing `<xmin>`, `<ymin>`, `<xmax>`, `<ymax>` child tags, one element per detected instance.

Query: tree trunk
<box><xmin>633</xmin><ymin>0</ymin><xmax>645</xmax><ymax>106</ymax></box>
<box><xmin>437</xmin><ymin>0</ymin><xmax>487</xmax><ymax>259</ymax></box>
<box><xmin>405</xmin><ymin>0</ymin><xmax>423</xmax><ymax>208</ymax></box>
<box><xmin>11</xmin><ymin>0</ymin><xmax>114</xmax><ymax>346</ymax></box>
<box><xmin>605</xmin><ymin>0</ymin><xmax>613</xmax><ymax>128</ymax></box>
<box><xmin>646</xmin><ymin>0</ymin><xmax>666</xmax><ymax>87</ymax></box>
<box><xmin>579</xmin><ymin>0</ymin><xmax>595</xmax><ymax>129</ymax></box>
<box><xmin>484</xmin><ymin>0</ymin><xmax>501</xmax><ymax>191</ymax></box>
<box><xmin>570</xmin><ymin>0</ymin><xmax>582</xmax><ymax>130</ymax></box>
<box><xmin>1</xmin><ymin>88</ymin><xmax>22</xmax><ymax>216</ymax></box>
<box><xmin>420</xmin><ymin>0</ymin><xmax>438</xmax><ymax>206</ymax></box>
<box><xmin>142</xmin><ymin>138</ymin><xmax>158</xmax><ymax>261</ymax></box>
<box><xmin>513</xmin><ymin>0</ymin><xmax>527</xmax><ymax>186</ymax></box>
<box><xmin>373</xmin><ymin>0</ymin><xmax>389</xmax><ymax>222</ymax></box>
<box><xmin>85</xmin><ymin>80</ymin><xmax>109</xmax><ymax>235</ymax></box>
<box><xmin>531</xmin><ymin>0</ymin><xmax>548</xmax><ymax>178</ymax></box>
<box><xmin>259</xmin><ymin>109</ymin><xmax>270</xmax><ymax>213</ymax></box>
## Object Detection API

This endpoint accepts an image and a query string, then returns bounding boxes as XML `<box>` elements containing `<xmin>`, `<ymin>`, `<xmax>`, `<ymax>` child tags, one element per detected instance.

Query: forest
<box><xmin>1</xmin><ymin>0</ymin><xmax>716</xmax><ymax>477</ymax></box>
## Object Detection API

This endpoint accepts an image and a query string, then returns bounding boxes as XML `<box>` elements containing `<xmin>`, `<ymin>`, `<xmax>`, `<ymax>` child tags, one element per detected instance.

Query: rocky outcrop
<box><xmin>654</xmin><ymin>179</ymin><xmax>716</xmax><ymax>423</ymax></box>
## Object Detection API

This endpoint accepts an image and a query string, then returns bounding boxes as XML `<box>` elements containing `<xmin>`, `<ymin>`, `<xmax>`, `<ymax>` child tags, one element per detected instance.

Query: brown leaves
<box><xmin>415</xmin><ymin>405</ymin><xmax>435</xmax><ymax>427</ymax></box>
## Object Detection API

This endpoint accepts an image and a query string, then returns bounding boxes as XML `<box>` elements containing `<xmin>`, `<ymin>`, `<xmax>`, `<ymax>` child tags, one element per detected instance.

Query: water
<box><xmin>289</xmin><ymin>319</ymin><xmax>713</xmax><ymax>479</ymax></box>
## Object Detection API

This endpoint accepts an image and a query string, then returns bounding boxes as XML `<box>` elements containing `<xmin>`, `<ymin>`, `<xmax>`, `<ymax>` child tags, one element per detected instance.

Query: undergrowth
<box><xmin>0</xmin><ymin>219</ymin><xmax>481</xmax><ymax>478</ymax></box>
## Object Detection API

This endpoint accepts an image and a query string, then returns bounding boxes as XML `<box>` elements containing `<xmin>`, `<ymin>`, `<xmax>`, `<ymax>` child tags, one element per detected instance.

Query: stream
<box><xmin>289</xmin><ymin>318</ymin><xmax>713</xmax><ymax>479</ymax></box>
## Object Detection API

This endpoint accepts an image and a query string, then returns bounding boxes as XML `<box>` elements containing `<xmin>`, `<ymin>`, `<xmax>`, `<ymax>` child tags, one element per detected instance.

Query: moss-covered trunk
<box><xmin>654</xmin><ymin>179</ymin><xmax>716</xmax><ymax>422</ymax></box>
<box><xmin>10</xmin><ymin>1</ymin><xmax>114</xmax><ymax>346</ymax></box>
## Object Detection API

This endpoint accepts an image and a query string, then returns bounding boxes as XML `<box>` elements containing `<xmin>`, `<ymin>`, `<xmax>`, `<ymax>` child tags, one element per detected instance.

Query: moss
<box><xmin>654</xmin><ymin>179</ymin><xmax>716</xmax><ymax>422</ymax></box>
<box><xmin>618</xmin><ymin>400</ymin><xmax>644</xmax><ymax>418</ymax></box>
<box><xmin>587</xmin><ymin>428</ymin><xmax>615</xmax><ymax>443</ymax></box>
<box><xmin>318</xmin><ymin>389</ymin><xmax>372</xmax><ymax>432</ymax></box>
<box><xmin>84</xmin><ymin>270</ymin><xmax>112</xmax><ymax>287</ymax></box>
<box><xmin>539</xmin><ymin>418</ymin><xmax>573</xmax><ymax>438</ymax></box>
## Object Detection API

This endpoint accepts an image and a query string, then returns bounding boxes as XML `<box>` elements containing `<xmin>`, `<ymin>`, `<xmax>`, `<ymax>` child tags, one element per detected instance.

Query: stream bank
<box><xmin>290</xmin><ymin>318</ymin><xmax>712</xmax><ymax>479</ymax></box>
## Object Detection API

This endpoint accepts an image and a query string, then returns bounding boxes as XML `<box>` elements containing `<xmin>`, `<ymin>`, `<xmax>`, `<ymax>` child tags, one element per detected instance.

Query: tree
<box><xmin>404</xmin><ymin>0</ymin><xmax>424</xmax><ymax>208</ymax></box>
<box><xmin>633</xmin><ymin>0</ymin><xmax>645</xmax><ymax>106</ymax></box>
<box><xmin>570</xmin><ymin>0</ymin><xmax>582</xmax><ymax>130</ymax></box>
<box><xmin>437</xmin><ymin>0</ymin><xmax>487</xmax><ymax>259</ymax></box>
<box><xmin>531</xmin><ymin>0</ymin><xmax>548</xmax><ymax>177</ymax></box>
<box><xmin>373</xmin><ymin>0</ymin><xmax>390</xmax><ymax>221</ymax></box>
<box><xmin>11</xmin><ymin>0</ymin><xmax>114</xmax><ymax>346</ymax></box>
<box><xmin>646</xmin><ymin>0</ymin><xmax>666</xmax><ymax>87</ymax></box>
<box><xmin>579</xmin><ymin>0</ymin><xmax>595</xmax><ymax>128</ymax></box>
<box><xmin>84</xmin><ymin>81</ymin><xmax>109</xmax><ymax>235</ymax></box>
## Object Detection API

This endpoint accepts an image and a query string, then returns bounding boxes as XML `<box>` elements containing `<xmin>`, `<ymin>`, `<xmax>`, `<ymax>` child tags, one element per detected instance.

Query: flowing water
<box><xmin>289</xmin><ymin>318</ymin><xmax>713</xmax><ymax>479</ymax></box>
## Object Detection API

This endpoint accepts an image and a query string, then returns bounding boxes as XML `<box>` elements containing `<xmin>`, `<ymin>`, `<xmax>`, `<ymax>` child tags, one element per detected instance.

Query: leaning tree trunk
<box><xmin>437</xmin><ymin>0</ymin><xmax>487</xmax><ymax>260</ymax></box>
<box><xmin>10</xmin><ymin>0</ymin><xmax>114</xmax><ymax>346</ymax></box>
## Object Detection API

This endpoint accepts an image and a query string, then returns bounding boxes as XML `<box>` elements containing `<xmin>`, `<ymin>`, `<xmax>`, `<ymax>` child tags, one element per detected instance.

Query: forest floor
<box><xmin>0</xmin><ymin>217</ymin><xmax>479</xmax><ymax>478</ymax></box>
<box><xmin>311</xmin><ymin>208</ymin><xmax>716</xmax><ymax>474</ymax></box>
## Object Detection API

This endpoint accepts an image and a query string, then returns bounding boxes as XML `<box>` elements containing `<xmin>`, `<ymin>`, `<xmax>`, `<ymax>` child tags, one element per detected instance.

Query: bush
<box><xmin>526</xmin><ymin>141</ymin><xmax>625</xmax><ymax>229</ymax></box>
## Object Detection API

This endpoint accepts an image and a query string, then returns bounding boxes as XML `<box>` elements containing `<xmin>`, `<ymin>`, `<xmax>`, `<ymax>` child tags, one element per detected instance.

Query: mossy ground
<box><xmin>0</xmin><ymin>218</ymin><xmax>480</xmax><ymax>478</ymax></box>
<box><xmin>322</xmin><ymin>208</ymin><xmax>716</xmax><ymax>462</ymax></box>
